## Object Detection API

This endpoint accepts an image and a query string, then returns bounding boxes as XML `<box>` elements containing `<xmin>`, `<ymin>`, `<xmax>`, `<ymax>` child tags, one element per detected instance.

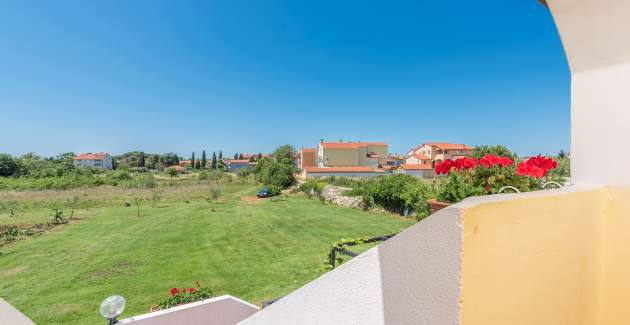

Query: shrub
<box><xmin>157</xmin><ymin>283</ymin><xmax>214</xmax><ymax>310</ymax></box>
<box><xmin>255</xmin><ymin>157</ymin><xmax>295</xmax><ymax>188</ymax></box>
<box><xmin>435</xmin><ymin>154</ymin><xmax>560</xmax><ymax>203</ymax></box>
<box><xmin>267</xmin><ymin>185</ymin><xmax>282</xmax><ymax>196</ymax></box>
<box><xmin>299</xmin><ymin>179</ymin><xmax>328</xmax><ymax>197</ymax></box>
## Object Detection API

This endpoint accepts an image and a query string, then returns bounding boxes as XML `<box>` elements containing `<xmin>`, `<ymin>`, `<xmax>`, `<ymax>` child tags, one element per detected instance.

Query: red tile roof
<box><xmin>303</xmin><ymin>166</ymin><xmax>386</xmax><ymax>173</ymax></box>
<box><xmin>320</xmin><ymin>142</ymin><xmax>387</xmax><ymax>149</ymax></box>
<box><xmin>301</xmin><ymin>148</ymin><xmax>318</xmax><ymax>153</ymax></box>
<box><xmin>400</xmin><ymin>164</ymin><xmax>433</xmax><ymax>170</ymax></box>
<box><xmin>74</xmin><ymin>152</ymin><xmax>108</xmax><ymax>160</ymax></box>
<box><xmin>424</xmin><ymin>143</ymin><xmax>474</xmax><ymax>150</ymax></box>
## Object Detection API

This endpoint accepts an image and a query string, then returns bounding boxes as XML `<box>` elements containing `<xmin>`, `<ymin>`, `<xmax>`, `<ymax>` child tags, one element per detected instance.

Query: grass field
<box><xmin>0</xmin><ymin>180</ymin><xmax>414</xmax><ymax>324</ymax></box>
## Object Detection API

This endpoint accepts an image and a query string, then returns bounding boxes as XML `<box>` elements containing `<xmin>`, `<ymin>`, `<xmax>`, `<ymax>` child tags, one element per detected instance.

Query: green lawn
<box><xmin>0</xmin><ymin>183</ymin><xmax>414</xmax><ymax>324</ymax></box>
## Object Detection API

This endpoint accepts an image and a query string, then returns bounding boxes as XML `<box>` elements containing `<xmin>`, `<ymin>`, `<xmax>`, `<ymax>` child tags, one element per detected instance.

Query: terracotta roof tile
<box><xmin>399</xmin><ymin>164</ymin><xmax>433</xmax><ymax>170</ymax></box>
<box><xmin>303</xmin><ymin>166</ymin><xmax>386</xmax><ymax>173</ymax></box>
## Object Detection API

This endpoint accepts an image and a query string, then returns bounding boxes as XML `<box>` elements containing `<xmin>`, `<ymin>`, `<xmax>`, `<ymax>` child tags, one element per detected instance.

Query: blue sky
<box><xmin>0</xmin><ymin>0</ymin><xmax>569</xmax><ymax>157</ymax></box>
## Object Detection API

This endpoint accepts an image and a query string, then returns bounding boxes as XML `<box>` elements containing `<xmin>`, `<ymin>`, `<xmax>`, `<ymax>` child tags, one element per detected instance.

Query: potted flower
<box><xmin>151</xmin><ymin>282</ymin><xmax>214</xmax><ymax>312</ymax></box>
<box><xmin>430</xmin><ymin>154</ymin><xmax>559</xmax><ymax>211</ymax></box>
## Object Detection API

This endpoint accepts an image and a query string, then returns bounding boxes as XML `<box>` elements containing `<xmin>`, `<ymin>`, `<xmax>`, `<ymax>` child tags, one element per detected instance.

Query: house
<box><xmin>73</xmin><ymin>152</ymin><xmax>113</xmax><ymax>170</ymax></box>
<box><xmin>178</xmin><ymin>160</ymin><xmax>192</xmax><ymax>168</ymax></box>
<box><xmin>227</xmin><ymin>159</ymin><xmax>256</xmax><ymax>172</ymax></box>
<box><xmin>394</xmin><ymin>163</ymin><xmax>435</xmax><ymax>179</ymax></box>
<box><xmin>408</xmin><ymin>142</ymin><xmax>474</xmax><ymax>163</ymax></box>
<box><xmin>299</xmin><ymin>148</ymin><xmax>318</xmax><ymax>170</ymax></box>
<box><xmin>302</xmin><ymin>141</ymin><xmax>390</xmax><ymax>178</ymax></box>
<box><xmin>405</xmin><ymin>153</ymin><xmax>433</xmax><ymax>166</ymax></box>
<box><xmin>386</xmin><ymin>153</ymin><xmax>405</xmax><ymax>167</ymax></box>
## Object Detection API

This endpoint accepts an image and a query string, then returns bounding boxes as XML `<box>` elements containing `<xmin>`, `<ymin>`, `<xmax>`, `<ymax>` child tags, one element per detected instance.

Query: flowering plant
<box><xmin>435</xmin><ymin>154</ymin><xmax>559</xmax><ymax>203</ymax></box>
<box><xmin>156</xmin><ymin>282</ymin><xmax>214</xmax><ymax>310</ymax></box>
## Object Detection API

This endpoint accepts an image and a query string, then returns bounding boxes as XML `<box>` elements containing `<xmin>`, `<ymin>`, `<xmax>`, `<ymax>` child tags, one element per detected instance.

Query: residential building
<box><xmin>178</xmin><ymin>160</ymin><xmax>192</xmax><ymax>168</ymax></box>
<box><xmin>408</xmin><ymin>142</ymin><xmax>473</xmax><ymax>163</ymax></box>
<box><xmin>405</xmin><ymin>153</ymin><xmax>432</xmax><ymax>166</ymax></box>
<box><xmin>386</xmin><ymin>153</ymin><xmax>405</xmax><ymax>167</ymax></box>
<box><xmin>302</xmin><ymin>141</ymin><xmax>389</xmax><ymax>178</ymax></box>
<box><xmin>299</xmin><ymin>148</ymin><xmax>318</xmax><ymax>170</ymax></box>
<box><xmin>73</xmin><ymin>152</ymin><xmax>113</xmax><ymax>170</ymax></box>
<box><xmin>227</xmin><ymin>159</ymin><xmax>256</xmax><ymax>172</ymax></box>
<box><xmin>394</xmin><ymin>163</ymin><xmax>435</xmax><ymax>179</ymax></box>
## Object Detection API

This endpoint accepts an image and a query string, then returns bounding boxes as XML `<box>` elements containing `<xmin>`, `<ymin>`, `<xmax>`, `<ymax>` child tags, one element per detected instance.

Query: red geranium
<box><xmin>435</xmin><ymin>159</ymin><xmax>454</xmax><ymax>175</ymax></box>
<box><xmin>170</xmin><ymin>288</ymin><xmax>179</xmax><ymax>296</ymax></box>
<box><xmin>479</xmin><ymin>154</ymin><xmax>514</xmax><ymax>168</ymax></box>
<box><xmin>516</xmin><ymin>155</ymin><xmax>557</xmax><ymax>179</ymax></box>
<box><xmin>189</xmin><ymin>288</ymin><xmax>195</xmax><ymax>293</ymax></box>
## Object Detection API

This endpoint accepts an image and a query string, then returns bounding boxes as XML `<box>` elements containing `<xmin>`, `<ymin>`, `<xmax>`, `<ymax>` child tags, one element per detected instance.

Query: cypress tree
<box><xmin>201</xmin><ymin>150</ymin><xmax>207</xmax><ymax>169</ymax></box>
<box><xmin>191</xmin><ymin>152</ymin><xmax>196</xmax><ymax>169</ymax></box>
<box><xmin>218</xmin><ymin>150</ymin><xmax>223</xmax><ymax>161</ymax></box>
<box><xmin>195</xmin><ymin>160</ymin><xmax>201</xmax><ymax>169</ymax></box>
<box><xmin>211</xmin><ymin>152</ymin><xmax>217</xmax><ymax>169</ymax></box>
<box><xmin>238</xmin><ymin>153</ymin><xmax>243</xmax><ymax>160</ymax></box>
<box><xmin>139</xmin><ymin>152</ymin><xmax>145</xmax><ymax>167</ymax></box>
<box><xmin>233</xmin><ymin>153</ymin><xmax>238</xmax><ymax>160</ymax></box>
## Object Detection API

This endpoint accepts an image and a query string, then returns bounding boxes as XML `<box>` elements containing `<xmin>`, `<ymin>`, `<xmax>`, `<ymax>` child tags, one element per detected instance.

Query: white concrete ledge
<box><xmin>0</xmin><ymin>298</ymin><xmax>35</xmax><ymax>325</ymax></box>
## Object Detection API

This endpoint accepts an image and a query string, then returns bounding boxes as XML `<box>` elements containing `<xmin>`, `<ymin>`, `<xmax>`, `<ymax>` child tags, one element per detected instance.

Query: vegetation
<box><xmin>0</xmin><ymin>178</ymin><xmax>413</xmax><ymax>324</ymax></box>
<box><xmin>471</xmin><ymin>144</ymin><xmax>515</xmax><ymax>159</ymax></box>
<box><xmin>157</xmin><ymin>283</ymin><xmax>214</xmax><ymax>310</ymax></box>
<box><xmin>255</xmin><ymin>145</ymin><xmax>297</xmax><ymax>194</ymax></box>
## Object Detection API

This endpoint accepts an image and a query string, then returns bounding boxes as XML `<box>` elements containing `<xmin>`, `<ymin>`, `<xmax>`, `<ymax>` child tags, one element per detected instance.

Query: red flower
<box><xmin>189</xmin><ymin>288</ymin><xmax>195</xmax><ymax>293</ymax></box>
<box><xmin>479</xmin><ymin>154</ymin><xmax>513</xmax><ymax>168</ymax></box>
<box><xmin>435</xmin><ymin>159</ymin><xmax>454</xmax><ymax>175</ymax></box>
<box><xmin>170</xmin><ymin>288</ymin><xmax>179</xmax><ymax>296</ymax></box>
<box><xmin>516</xmin><ymin>155</ymin><xmax>557</xmax><ymax>179</ymax></box>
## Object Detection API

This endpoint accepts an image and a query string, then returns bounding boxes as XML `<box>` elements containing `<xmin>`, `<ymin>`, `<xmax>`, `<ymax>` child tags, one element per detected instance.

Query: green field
<box><xmin>0</xmin><ymin>180</ymin><xmax>414</xmax><ymax>324</ymax></box>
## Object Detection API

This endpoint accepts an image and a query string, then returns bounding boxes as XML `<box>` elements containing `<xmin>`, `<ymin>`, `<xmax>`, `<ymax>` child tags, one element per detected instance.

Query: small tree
<box><xmin>139</xmin><ymin>152</ymin><xmax>146</xmax><ymax>168</ymax></box>
<box><xmin>211</xmin><ymin>152</ymin><xmax>217</xmax><ymax>169</ymax></box>
<box><xmin>201</xmin><ymin>151</ymin><xmax>207</xmax><ymax>169</ymax></box>
<box><xmin>133</xmin><ymin>197</ymin><xmax>143</xmax><ymax>217</ymax></box>
<box><xmin>233</xmin><ymin>153</ymin><xmax>238</xmax><ymax>160</ymax></box>
<box><xmin>191</xmin><ymin>152</ymin><xmax>196</xmax><ymax>169</ymax></box>
<box><xmin>238</xmin><ymin>153</ymin><xmax>244</xmax><ymax>160</ymax></box>
<box><xmin>166</xmin><ymin>167</ymin><xmax>178</xmax><ymax>180</ymax></box>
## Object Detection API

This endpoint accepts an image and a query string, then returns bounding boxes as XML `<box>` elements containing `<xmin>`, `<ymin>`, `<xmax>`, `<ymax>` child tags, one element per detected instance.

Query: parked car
<box><xmin>257</xmin><ymin>187</ymin><xmax>272</xmax><ymax>198</ymax></box>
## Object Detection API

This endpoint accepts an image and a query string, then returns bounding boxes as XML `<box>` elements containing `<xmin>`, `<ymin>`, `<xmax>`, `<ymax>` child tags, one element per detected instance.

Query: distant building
<box><xmin>302</xmin><ymin>141</ymin><xmax>389</xmax><ymax>178</ymax></box>
<box><xmin>394</xmin><ymin>164</ymin><xmax>435</xmax><ymax>179</ymax></box>
<box><xmin>405</xmin><ymin>153</ymin><xmax>432</xmax><ymax>166</ymax></box>
<box><xmin>407</xmin><ymin>142</ymin><xmax>474</xmax><ymax>163</ymax></box>
<box><xmin>73</xmin><ymin>152</ymin><xmax>113</xmax><ymax>170</ymax></box>
<box><xmin>386</xmin><ymin>153</ymin><xmax>405</xmax><ymax>167</ymax></box>
<box><xmin>227</xmin><ymin>159</ymin><xmax>256</xmax><ymax>172</ymax></box>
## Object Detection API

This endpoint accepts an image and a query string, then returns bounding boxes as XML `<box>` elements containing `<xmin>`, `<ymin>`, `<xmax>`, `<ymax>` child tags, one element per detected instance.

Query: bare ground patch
<box><xmin>240</xmin><ymin>196</ymin><xmax>262</xmax><ymax>204</ymax></box>
<box><xmin>0</xmin><ymin>265</ymin><xmax>28</xmax><ymax>277</ymax></box>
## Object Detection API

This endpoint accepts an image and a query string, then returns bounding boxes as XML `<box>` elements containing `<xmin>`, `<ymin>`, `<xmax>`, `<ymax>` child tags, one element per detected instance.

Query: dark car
<box><xmin>256</xmin><ymin>187</ymin><xmax>271</xmax><ymax>198</ymax></box>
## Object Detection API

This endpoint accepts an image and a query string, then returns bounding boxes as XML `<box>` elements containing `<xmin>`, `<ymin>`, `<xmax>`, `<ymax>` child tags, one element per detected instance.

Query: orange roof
<box><xmin>400</xmin><ymin>164</ymin><xmax>433</xmax><ymax>170</ymax></box>
<box><xmin>320</xmin><ymin>142</ymin><xmax>387</xmax><ymax>149</ymax></box>
<box><xmin>303</xmin><ymin>166</ymin><xmax>386</xmax><ymax>173</ymax></box>
<box><xmin>380</xmin><ymin>165</ymin><xmax>396</xmax><ymax>170</ymax></box>
<box><xmin>301</xmin><ymin>148</ymin><xmax>318</xmax><ymax>153</ymax></box>
<box><xmin>424</xmin><ymin>143</ymin><xmax>473</xmax><ymax>150</ymax></box>
<box><xmin>74</xmin><ymin>152</ymin><xmax>108</xmax><ymax>160</ymax></box>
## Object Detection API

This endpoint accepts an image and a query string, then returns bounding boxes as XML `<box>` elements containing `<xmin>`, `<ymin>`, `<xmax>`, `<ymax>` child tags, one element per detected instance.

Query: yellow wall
<box><xmin>322</xmin><ymin>148</ymin><xmax>359</xmax><ymax>166</ymax></box>
<box><xmin>599</xmin><ymin>187</ymin><xmax>630</xmax><ymax>324</ymax></box>
<box><xmin>461</xmin><ymin>189</ymin><xmax>607</xmax><ymax>325</ymax></box>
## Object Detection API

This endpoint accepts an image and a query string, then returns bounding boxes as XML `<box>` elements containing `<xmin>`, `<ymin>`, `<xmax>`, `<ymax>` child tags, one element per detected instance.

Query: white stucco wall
<box><xmin>546</xmin><ymin>0</ymin><xmax>630</xmax><ymax>187</ymax></box>
<box><xmin>239</xmin><ymin>206</ymin><xmax>463</xmax><ymax>325</ymax></box>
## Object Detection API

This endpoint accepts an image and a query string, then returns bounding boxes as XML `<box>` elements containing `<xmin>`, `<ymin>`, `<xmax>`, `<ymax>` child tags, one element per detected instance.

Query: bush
<box><xmin>299</xmin><ymin>179</ymin><xmax>328</xmax><ymax>197</ymax></box>
<box><xmin>255</xmin><ymin>157</ymin><xmax>295</xmax><ymax>188</ymax></box>
<box><xmin>266</xmin><ymin>185</ymin><xmax>282</xmax><ymax>196</ymax></box>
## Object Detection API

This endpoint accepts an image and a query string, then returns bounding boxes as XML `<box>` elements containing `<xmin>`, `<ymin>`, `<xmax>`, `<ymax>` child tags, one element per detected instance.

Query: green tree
<box><xmin>272</xmin><ymin>145</ymin><xmax>296</xmax><ymax>165</ymax></box>
<box><xmin>139</xmin><ymin>152</ymin><xmax>146</xmax><ymax>168</ymax></box>
<box><xmin>558</xmin><ymin>150</ymin><xmax>567</xmax><ymax>159</ymax></box>
<box><xmin>233</xmin><ymin>153</ymin><xmax>238</xmax><ymax>160</ymax></box>
<box><xmin>195</xmin><ymin>160</ymin><xmax>201</xmax><ymax>169</ymax></box>
<box><xmin>238</xmin><ymin>153</ymin><xmax>244</xmax><ymax>160</ymax></box>
<box><xmin>471</xmin><ymin>145</ymin><xmax>515</xmax><ymax>159</ymax></box>
<box><xmin>255</xmin><ymin>156</ymin><xmax>296</xmax><ymax>189</ymax></box>
<box><xmin>211</xmin><ymin>152</ymin><xmax>217</xmax><ymax>169</ymax></box>
<box><xmin>162</xmin><ymin>153</ymin><xmax>179</xmax><ymax>166</ymax></box>
<box><xmin>165</xmin><ymin>166</ymin><xmax>178</xmax><ymax>180</ymax></box>
<box><xmin>149</xmin><ymin>155</ymin><xmax>160</xmax><ymax>170</ymax></box>
<box><xmin>201</xmin><ymin>150</ymin><xmax>207</xmax><ymax>169</ymax></box>
<box><xmin>191</xmin><ymin>152</ymin><xmax>196</xmax><ymax>169</ymax></box>
<box><xmin>0</xmin><ymin>154</ymin><xmax>19</xmax><ymax>177</ymax></box>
